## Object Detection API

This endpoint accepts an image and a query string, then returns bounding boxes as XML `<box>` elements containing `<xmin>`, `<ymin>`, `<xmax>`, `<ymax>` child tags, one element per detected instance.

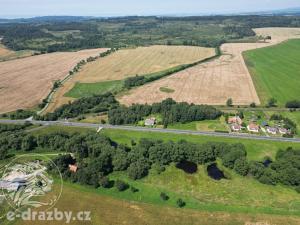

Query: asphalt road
<box><xmin>1</xmin><ymin>119</ymin><xmax>300</xmax><ymax>143</ymax></box>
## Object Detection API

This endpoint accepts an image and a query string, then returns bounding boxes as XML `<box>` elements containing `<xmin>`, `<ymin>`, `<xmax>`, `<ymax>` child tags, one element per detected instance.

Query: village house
<box><xmin>247</xmin><ymin>123</ymin><xmax>260</xmax><ymax>133</ymax></box>
<box><xmin>266</xmin><ymin>127</ymin><xmax>277</xmax><ymax>135</ymax></box>
<box><xmin>279</xmin><ymin>128</ymin><xmax>288</xmax><ymax>135</ymax></box>
<box><xmin>145</xmin><ymin>117</ymin><xmax>156</xmax><ymax>126</ymax></box>
<box><xmin>231</xmin><ymin>124</ymin><xmax>242</xmax><ymax>132</ymax></box>
<box><xmin>228</xmin><ymin>116</ymin><xmax>242</xmax><ymax>125</ymax></box>
<box><xmin>69</xmin><ymin>164</ymin><xmax>78</xmax><ymax>173</ymax></box>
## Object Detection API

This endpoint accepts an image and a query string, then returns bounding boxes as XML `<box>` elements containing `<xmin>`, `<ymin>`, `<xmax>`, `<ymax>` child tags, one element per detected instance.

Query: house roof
<box><xmin>228</xmin><ymin>116</ymin><xmax>242</xmax><ymax>125</ymax></box>
<box><xmin>248</xmin><ymin>124</ymin><xmax>259</xmax><ymax>130</ymax></box>
<box><xmin>69</xmin><ymin>164</ymin><xmax>78</xmax><ymax>173</ymax></box>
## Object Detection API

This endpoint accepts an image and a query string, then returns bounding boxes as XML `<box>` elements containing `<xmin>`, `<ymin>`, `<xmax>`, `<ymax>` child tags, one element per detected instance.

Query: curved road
<box><xmin>1</xmin><ymin>119</ymin><xmax>300</xmax><ymax>143</ymax></box>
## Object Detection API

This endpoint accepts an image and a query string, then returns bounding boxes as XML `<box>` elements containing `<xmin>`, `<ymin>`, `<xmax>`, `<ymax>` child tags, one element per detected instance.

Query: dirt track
<box><xmin>0</xmin><ymin>48</ymin><xmax>108</xmax><ymax>113</ymax></box>
<box><xmin>119</xmin><ymin>28</ymin><xmax>300</xmax><ymax>106</ymax></box>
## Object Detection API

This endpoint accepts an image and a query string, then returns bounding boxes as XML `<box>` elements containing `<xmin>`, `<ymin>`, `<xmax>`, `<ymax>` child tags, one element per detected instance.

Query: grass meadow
<box><xmin>244</xmin><ymin>39</ymin><xmax>300</xmax><ymax>106</ymax></box>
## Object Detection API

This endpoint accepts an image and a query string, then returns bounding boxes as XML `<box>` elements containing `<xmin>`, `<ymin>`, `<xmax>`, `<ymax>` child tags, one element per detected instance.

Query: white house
<box><xmin>279</xmin><ymin>128</ymin><xmax>288</xmax><ymax>135</ymax></box>
<box><xmin>145</xmin><ymin>118</ymin><xmax>156</xmax><ymax>126</ymax></box>
<box><xmin>231</xmin><ymin>124</ymin><xmax>241</xmax><ymax>132</ymax></box>
<box><xmin>266</xmin><ymin>127</ymin><xmax>277</xmax><ymax>135</ymax></box>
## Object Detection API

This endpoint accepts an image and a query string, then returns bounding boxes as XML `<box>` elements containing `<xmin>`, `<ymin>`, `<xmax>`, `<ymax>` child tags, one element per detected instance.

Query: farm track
<box><xmin>0</xmin><ymin>48</ymin><xmax>108</xmax><ymax>113</ymax></box>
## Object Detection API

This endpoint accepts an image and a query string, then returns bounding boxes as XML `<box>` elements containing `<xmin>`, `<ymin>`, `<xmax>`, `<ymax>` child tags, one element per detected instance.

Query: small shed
<box><xmin>145</xmin><ymin>118</ymin><xmax>156</xmax><ymax>126</ymax></box>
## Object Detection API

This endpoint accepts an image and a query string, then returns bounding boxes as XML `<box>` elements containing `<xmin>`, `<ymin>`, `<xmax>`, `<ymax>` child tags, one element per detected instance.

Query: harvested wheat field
<box><xmin>119</xmin><ymin>28</ymin><xmax>300</xmax><ymax>106</ymax></box>
<box><xmin>46</xmin><ymin>45</ymin><xmax>215</xmax><ymax>112</ymax></box>
<box><xmin>0</xmin><ymin>48</ymin><xmax>108</xmax><ymax>113</ymax></box>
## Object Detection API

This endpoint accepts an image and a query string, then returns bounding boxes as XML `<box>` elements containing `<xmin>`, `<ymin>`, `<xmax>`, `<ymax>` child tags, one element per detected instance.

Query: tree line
<box><xmin>108</xmin><ymin>98</ymin><xmax>222</xmax><ymax>127</ymax></box>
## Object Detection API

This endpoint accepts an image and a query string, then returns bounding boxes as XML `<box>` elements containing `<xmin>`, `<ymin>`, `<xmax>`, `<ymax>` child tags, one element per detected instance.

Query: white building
<box><xmin>266</xmin><ymin>127</ymin><xmax>277</xmax><ymax>135</ymax></box>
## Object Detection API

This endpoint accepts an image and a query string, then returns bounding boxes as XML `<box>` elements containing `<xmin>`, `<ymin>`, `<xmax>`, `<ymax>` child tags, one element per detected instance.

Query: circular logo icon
<box><xmin>0</xmin><ymin>154</ymin><xmax>63</xmax><ymax>212</ymax></box>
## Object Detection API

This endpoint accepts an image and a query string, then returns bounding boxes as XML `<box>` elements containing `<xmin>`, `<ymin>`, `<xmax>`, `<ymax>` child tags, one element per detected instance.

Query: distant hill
<box><xmin>0</xmin><ymin>16</ymin><xmax>93</xmax><ymax>23</ymax></box>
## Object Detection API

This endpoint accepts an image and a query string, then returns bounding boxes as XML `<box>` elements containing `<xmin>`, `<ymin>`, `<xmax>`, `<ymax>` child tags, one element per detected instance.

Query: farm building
<box><xmin>231</xmin><ymin>124</ymin><xmax>242</xmax><ymax>132</ymax></box>
<box><xmin>266</xmin><ymin>127</ymin><xmax>278</xmax><ymax>135</ymax></box>
<box><xmin>145</xmin><ymin>118</ymin><xmax>156</xmax><ymax>126</ymax></box>
<box><xmin>247</xmin><ymin>124</ymin><xmax>260</xmax><ymax>133</ymax></box>
<box><xmin>228</xmin><ymin>116</ymin><xmax>243</xmax><ymax>125</ymax></box>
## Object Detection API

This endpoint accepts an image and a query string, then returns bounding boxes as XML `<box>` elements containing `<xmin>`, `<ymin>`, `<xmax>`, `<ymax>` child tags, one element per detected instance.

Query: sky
<box><xmin>1</xmin><ymin>0</ymin><xmax>300</xmax><ymax>18</ymax></box>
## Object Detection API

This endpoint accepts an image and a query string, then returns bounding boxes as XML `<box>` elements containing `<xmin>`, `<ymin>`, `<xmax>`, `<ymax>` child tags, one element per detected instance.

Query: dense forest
<box><xmin>1</xmin><ymin>123</ymin><xmax>299</xmax><ymax>192</ymax></box>
<box><xmin>1</xmin><ymin>15</ymin><xmax>300</xmax><ymax>52</ymax></box>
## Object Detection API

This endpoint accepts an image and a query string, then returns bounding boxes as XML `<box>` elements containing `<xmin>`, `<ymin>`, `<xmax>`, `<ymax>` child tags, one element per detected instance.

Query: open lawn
<box><xmin>0</xmin><ymin>48</ymin><xmax>108</xmax><ymax>114</ymax></box>
<box><xmin>46</xmin><ymin>45</ymin><xmax>215</xmax><ymax>112</ymax></box>
<box><xmin>244</xmin><ymin>39</ymin><xmax>300</xmax><ymax>106</ymax></box>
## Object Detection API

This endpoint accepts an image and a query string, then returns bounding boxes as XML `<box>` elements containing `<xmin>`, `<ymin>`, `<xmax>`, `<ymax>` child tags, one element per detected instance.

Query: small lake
<box><xmin>263</xmin><ymin>159</ymin><xmax>272</xmax><ymax>167</ymax></box>
<box><xmin>207</xmin><ymin>163</ymin><xmax>226</xmax><ymax>180</ymax></box>
<box><xmin>176</xmin><ymin>161</ymin><xmax>198</xmax><ymax>174</ymax></box>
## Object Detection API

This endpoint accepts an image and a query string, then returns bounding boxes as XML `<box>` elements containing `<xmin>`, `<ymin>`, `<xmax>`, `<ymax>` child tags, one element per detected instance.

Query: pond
<box><xmin>176</xmin><ymin>161</ymin><xmax>197</xmax><ymax>174</ymax></box>
<box><xmin>263</xmin><ymin>159</ymin><xmax>272</xmax><ymax>167</ymax></box>
<box><xmin>207</xmin><ymin>163</ymin><xmax>226</xmax><ymax>180</ymax></box>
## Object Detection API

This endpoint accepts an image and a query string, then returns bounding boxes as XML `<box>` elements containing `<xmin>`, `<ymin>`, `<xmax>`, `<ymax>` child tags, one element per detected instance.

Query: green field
<box><xmin>65</xmin><ymin>80</ymin><xmax>123</xmax><ymax>98</ymax></box>
<box><xmin>244</xmin><ymin>39</ymin><xmax>300</xmax><ymax>106</ymax></box>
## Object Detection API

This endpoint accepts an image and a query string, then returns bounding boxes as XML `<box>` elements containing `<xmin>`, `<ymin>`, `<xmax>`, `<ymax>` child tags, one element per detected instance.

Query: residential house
<box><xmin>228</xmin><ymin>116</ymin><xmax>242</xmax><ymax>125</ymax></box>
<box><xmin>231</xmin><ymin>124</ymin><xmax>242</xmax><ymax>132</ymax></box>
<box><xmin>266</xmin><ymin>127</ymin><xmax>277</xmax><ymax>135</ymax></box>
<box><xmin>247</xmin><ymin>123</ymin><xmax>260</xmax><ymax>133</ymax></box>
<box><xmin>279</xmin><ymin>128</ymin><xmax>288</xmax><ymax>135</ymax></box>
<box><xmin>145</xmin><ymin>117</ymin><xmax>156</xmax><ymax>126</ymax></box>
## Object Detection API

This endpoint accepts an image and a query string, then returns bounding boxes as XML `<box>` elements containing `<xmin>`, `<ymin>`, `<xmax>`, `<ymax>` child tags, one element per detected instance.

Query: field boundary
<box><xmin>65</xmin><ymin>47</ymin><xmax>221</xmax><ymax>99</ymax></box>
<box><xmin>38</xmin><ymin>48</ymin><xmax>115</xmax><ymax>114</ymax></box>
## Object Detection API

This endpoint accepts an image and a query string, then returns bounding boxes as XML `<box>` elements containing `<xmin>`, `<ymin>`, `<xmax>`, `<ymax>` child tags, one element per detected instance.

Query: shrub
<box><xmin>176</xmin><ymin>198</ymin><xmax>186</xmax><ymax>208</ymax></box>
<box><xmin>130</xmin><ymin>186</ymin><xmax>139</xmax><ymax>193</ymax></box>
<box><xmin>234</xmin><ymin>158</ymin><xmax>249</xmax><ymax>176</ymax></box>
<box><xmin>267</xmin><ymin>98</ymin><xmax>277</xmax><ymax>107</ymax></box>
<box><xmin>160</xmin><ymin>192</ymin><xmax>169</xmax><ymax>201</ymax></box>
<box><xmin>226</xmin><ymin>98</ymin><xmax>233</xmax><ymax>107</ymax></box>
<box><xmin>115</xmin><ymin>180</ymin><xmax>129</xmax><ymax>191</ymax></box>
<box><xmin>250</xmin><ymin>102</ymin><xmax>256</xmax><ymax>108</ymax></box>
<box><xmin>99</xmin><ymin>177</ymin><xmax>111</xmax><ymax>188</ymax></box>
<box><xmin>286</xmin><ymin>100</ymin><xmax>300</xmax><ymax>109</ymax></box>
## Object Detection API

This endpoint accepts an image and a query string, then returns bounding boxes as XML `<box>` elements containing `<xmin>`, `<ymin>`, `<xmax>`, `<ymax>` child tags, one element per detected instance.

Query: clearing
<box><xmin>0</xmin><ymin>48</ymin><xmax>108</xmax><ymax>114</ymax></box>
<box><xmin>119</xmin><ymin>28</ymin><xmax>300</xmax><ymax>106</ymax></box>
<box><xmin>244</xmin><ymin>38</ymin><xmax>300</xmax><ymax>106</ymax></box>
<box><xmin>45</xmin><ymin>45</ymin><xmax>215</xmax><ymax>112</ymax></box>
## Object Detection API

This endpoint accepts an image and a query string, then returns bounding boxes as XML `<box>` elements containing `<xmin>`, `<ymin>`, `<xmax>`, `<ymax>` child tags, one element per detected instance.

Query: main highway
<box><xmin>1</xmin><ymin>119</ymin><xmax>300</xmax><ymax>143</ymax></box>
